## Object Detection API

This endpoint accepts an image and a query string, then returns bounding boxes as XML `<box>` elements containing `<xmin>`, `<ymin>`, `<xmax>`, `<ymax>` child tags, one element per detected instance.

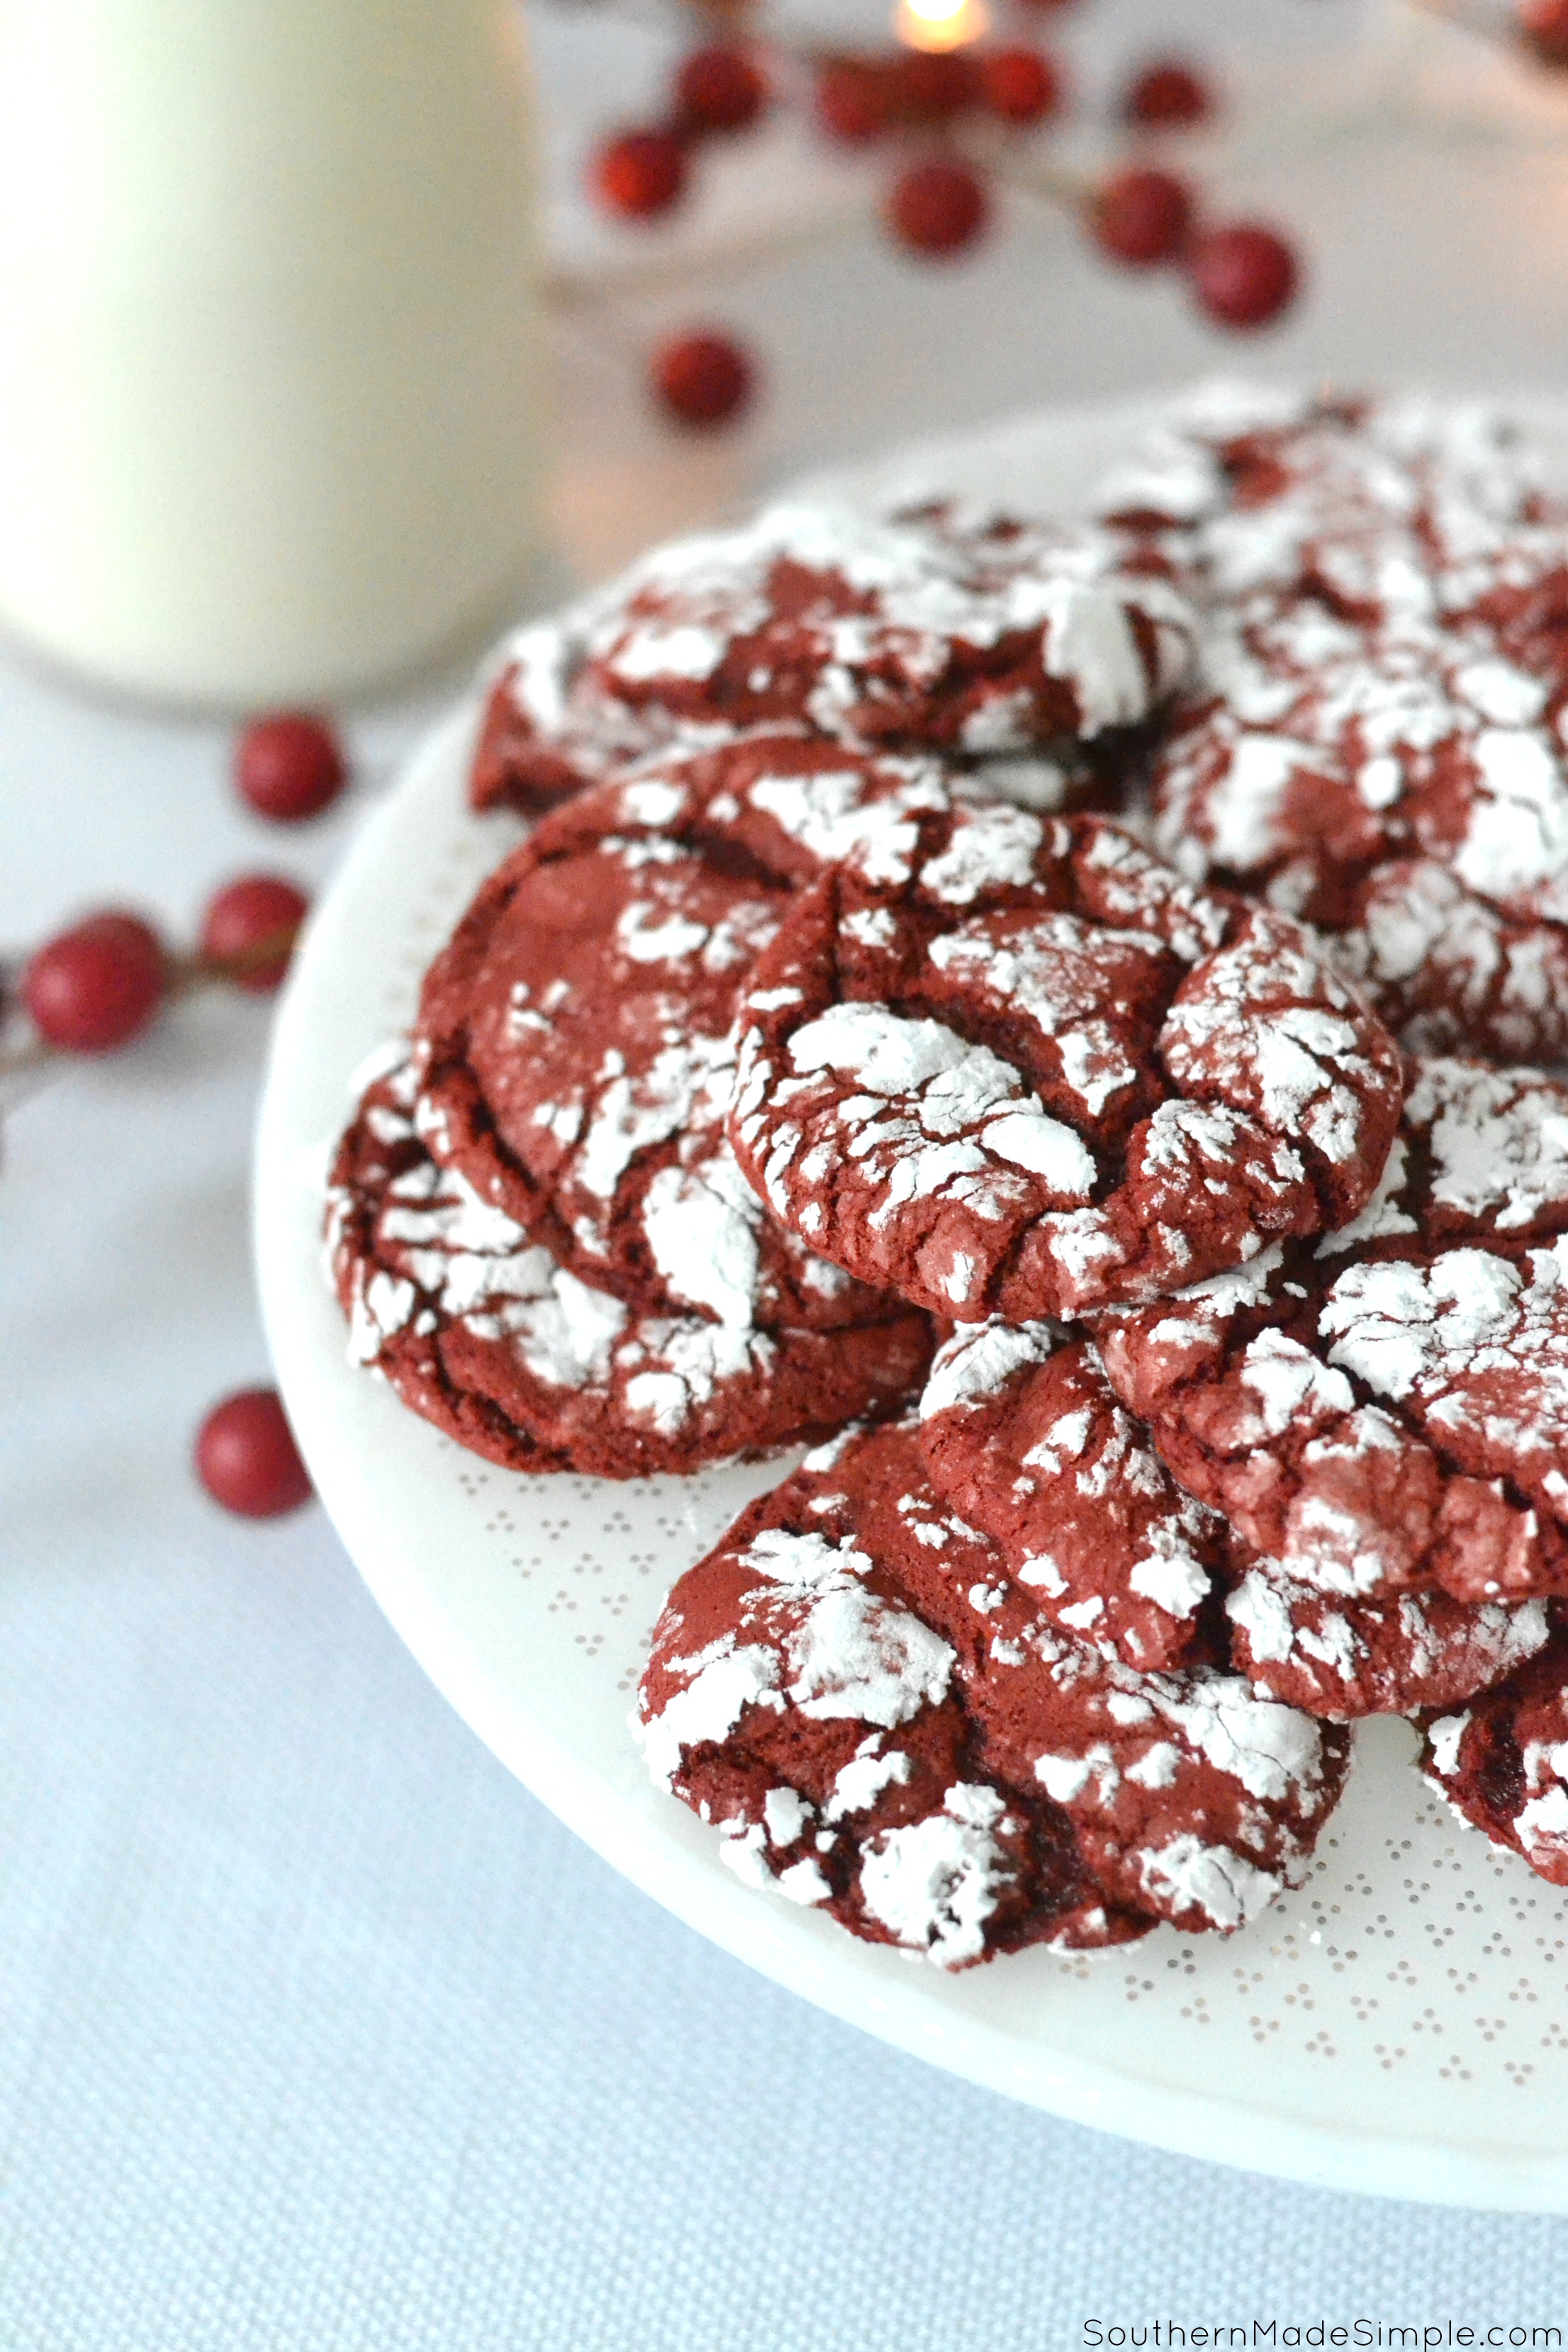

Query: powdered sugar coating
<box><xmin>637</xmin><ymin>1421</ymin><xmax>1348</xmax><ymax>1959</ymax></box>
<box><xmin>413</xmin><ymin>772</ymin><xmax>927</xmax><ymax>1339</ymax></box>
<box><xmin>728</xmin><ymin>807</ymin><xmax>1401</xmax><ymax>1324</ymax></box>
<box><xmin>325</xmin><ymin>1055</ymin><xmax>933</xmax><ymax>1479</ymax></box>
<box><xmin>1100</xmin><ymin>388</ymin><xmax>1542</xmax><ymax>620</ymax></box>
<box><xmin>1226</xmin><ymin>1562</ymin><xmax>1550</xmax><ymax>1722</ymax></box>
<box><xmin>1331</xmin><ymin>859</ymin><xmax>1568</xmax><ymax>1065</ymax></box>
<box><xmin>1321</xmin><ymin>1238</ymin><xmax>1568</xmax><ymax>1533</ymax></box>
<box><xmin>1094</xmin><ymin>1054</ymin><xmax>1568</xmax><ymax>1664</ymax></box>
<box><xmin>470</xmin><ymin>501</ymin><xmax>1199</xmax><ymax>817</ymax></box>
<box><xmin>1118</xmin><ymin>391</ymin><xmax>1568</xmax><ymax>1062</ymax></box>
<box><xmin>919</xmin><ymin>1321</ymin><xmax>1225</xmax><ymax>1672</ymax></box>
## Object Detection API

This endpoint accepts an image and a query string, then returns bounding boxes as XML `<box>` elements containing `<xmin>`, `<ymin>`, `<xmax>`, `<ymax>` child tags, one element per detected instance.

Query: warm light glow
<box><xmin>895</xmin><ymin>0</ymin><xmax>991</xmax><ymax>54</ymax></box>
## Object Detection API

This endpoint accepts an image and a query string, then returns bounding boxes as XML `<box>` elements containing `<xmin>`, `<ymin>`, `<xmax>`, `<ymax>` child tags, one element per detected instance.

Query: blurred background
<box><xmin>532</xmin><ymin>0</ymin><xmax>1568</xmax><ymax>570</ymax></box>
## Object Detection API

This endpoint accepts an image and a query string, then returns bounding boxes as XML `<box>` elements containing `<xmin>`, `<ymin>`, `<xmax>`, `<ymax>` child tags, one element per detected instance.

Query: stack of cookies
<box><xmin>326</xmin><ymin>386</ymin><xmax>1568</xmax><ymax>1969</ymax></box>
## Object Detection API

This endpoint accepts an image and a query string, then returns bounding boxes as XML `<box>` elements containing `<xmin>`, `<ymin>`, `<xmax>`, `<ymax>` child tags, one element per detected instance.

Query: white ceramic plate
<box><xmin>257</xmin><ymin>392</ymin><xmax>1568</xmax><ymax>2213</ymax></box>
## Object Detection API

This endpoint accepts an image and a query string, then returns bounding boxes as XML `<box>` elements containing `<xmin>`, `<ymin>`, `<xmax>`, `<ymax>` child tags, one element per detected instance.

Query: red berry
<box><xmin>1521</xmin><ymin>0</ymin><xmax>1568</xmax><ymax>62</ymax></box>
<box><xmin>651</xmin><ymin>331</ymin><xmax>756</xmax><ymax>430</ymax></box>
<box><xmin>592</xmin><ymin>128</ymin><xmax>688</xmax><ymax>220</ymax></box>
<box><xmin>24</xmin><ymin>912</ymin><xmax>164</xmax><ymax>1053</ymax></box>
<box><xmin>675</xmin><ymin>45</ymin><xmax>768</xmax><ymax>135</ymax></box>
<box><xmin>886</xmin><ymin>158</ymin><xmax>991</xmax><ymax>258</ymax></box>
<box><xmin>980</xmin><ymin>45</ymin><xmax>1063</xmax><ymax>125</ymax></box>
<box><xmin>1189</xmin><ymin>221</ymin><xmax>1300</xmax><ymax>330</ymax></box>
<box><xmin>235</xmin><ymin>714</ymin><xmax>346</xmax><ymax>824</ymax></box>
<box><xmin>815</xmin><ymin>58</ymin><xmax>890</xmax><ymax>144</ymax></box>
<box><xmin>201</xmin><ymin>875</ymin><xmax>309</xmax><ymax>995</ymax></box>
<box><xmin>892</xmin><ymin>51</ymin><xmax>978</xmax><ymax>125</ymax></box>
<box><xmin>196</xmin><ymin>1388</ymin><xmax>313</xmax><ymax>1520</ymax></box>
<box><xmin>1123</xmin><ymin>59</ymin><xmax>1214</xmax><ymax>128</ymax></box>
<box><xmin>1092</xmin><ymin>168</ymin><xmax>1193</xmax><ymax>267</ymax></box>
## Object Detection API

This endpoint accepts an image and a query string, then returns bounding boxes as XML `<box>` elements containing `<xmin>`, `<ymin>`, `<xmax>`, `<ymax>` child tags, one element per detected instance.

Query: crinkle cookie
<box><xmin>1330</xmin><ymin>858</ymin><xmax>1568</xmax><ymax>1067</ymax></box>
<box><xmin>470</xmin><ymin>500</ymin><xmax>1196</xmax><ymax>814</ymax></box>
<box><xmin>510</xmin><ymin>728</ymin><xmax>960</xmax><ymax>895</ymax></box>
<box><xmin>1097</xmin><ymin>386</ymin><xmax>1543</xmax><ymax>612</ymax></box>
<box><xmin>1094</xmin><ymin>1055</ymin><xmax>1568</xmax><ymax>1710</ymax></box>
<box><xmin>727</xmin><ymin>801</ymin><xmax>1403</xmax><ymax>1324</ymax></box>
<box><xmin>636</xmin><ymin>1421</ymin><xmax>1351</xmax><ymax>1962</ymax></box>
<box><xmin>1146</xmin><ymin>605</ymin><xmax>1568</xmax><ymax>1059</ymax></box>
<box><xmin>1223</xmin><ymin>1571</ymin><xmax>1549</xmax><ymax>1723</ymax></box>
<box><xmin>1116</xmin><ymin>390</ymin><xmax>1568</xmax><ymax>1063</ymax></box>
<box><xmin>326</xmin><ymin>1054</ymin><xmax>933</xmax><ymax>1478</ymax></box>
<box><xmin>918</xmin><ymin>1321</ymin><xmax>1227</xmax><ymax>1674</ymax></box>
<box><xmin>1150</xmin><ymin>605</ymin><xmax>1568</xmax><ymax>917</ymax></box>
<box><xmin>414</xmin><ymin>761</ymin><xmax>928</xmax><ymax>1331</ymax></box>
<box><xmin>1421</xmin><ymin>1630</ymin><xmax>1568</xmax><ymax>1888</ymax></box>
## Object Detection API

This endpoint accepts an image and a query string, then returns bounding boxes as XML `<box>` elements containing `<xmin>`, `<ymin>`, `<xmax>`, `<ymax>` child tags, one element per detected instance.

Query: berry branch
<box><xmin>2</xmin><ymin>715</ymin><xmax>351</xmax><ymax>1518</ymax></box>
<box><xmin>547</xmin><ymin>0</ymin><xmax>1304</xmax><ymax>428</ymax></box>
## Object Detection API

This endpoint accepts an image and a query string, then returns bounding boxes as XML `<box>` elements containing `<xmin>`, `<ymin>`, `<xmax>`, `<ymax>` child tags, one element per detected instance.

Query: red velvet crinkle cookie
<box><xmin>511</xmin><ymin>728</ymin><xmax>958</xmax><ymax>895</ymax></box>
<box><xmin>1146</xmin><ymin>607</ymin><xmax>1568</xmax><ymax>1062</ymax></box>
<box><xmin>1223</xmin><ymin>1567</ymin><xmax>1549</xmax><ymax>1723</ymax></box>
<box><xmin>918</xmin><ymin>1321</ymin><xmax>1226</xmax><ymax>1673</ymax></box>
<box><xmin>1097</xmin><ymin>386</ymin><xmax>1543</xmax><ymax>612</ymax></box>
<box><xmin>470</xmin><ymin>500</ymin><xmax>1197</xmax><ymax>814</ymax></box>
<box><xmin>636</xmin><ymin>1421</ymin><xmax>1350</xmax><ymax>1961</ymax></box>
<box><xmin>1331</xmin><ymin>859</ymin><xmax>1568</xmax><ymax>1066</ymax></box>
<box><xmin>1121</xmin><ymin>390</ymin><xmax>1568</xmax><ymax>1063</ymax></box>
<box><xmin>1150</xmin><ymin>607</ymin><xmax>1568</xmax><ymax>920</ymax></box>
<box><xmin>1421</xmin><ymin>1629</ymin><xmax>1568</xmax><ymax>1888</ymax></box>
<box><xmin>326</xmin><ymin>1053</ymin><xmax>933</xmax><ymax>1478</ymax></box>
<box><xmin>1093</xmin><ymin>1055</ymin><xmax>1568</xmax><ymax>1711</ymax></box>
<box><xmin>415</xmin><ymin>748</ymin><xmax>951</xmax><ymax>1330</ymax></box>
<box><xmin>727</xmin><ymin>802</ymin><xmax>1403</xmax><ymax>1324</ymax></box>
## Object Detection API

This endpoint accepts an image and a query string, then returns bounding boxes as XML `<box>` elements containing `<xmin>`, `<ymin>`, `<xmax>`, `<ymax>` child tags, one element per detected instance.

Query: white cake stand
<box><xmin>256</xmin><ymin>392</ymin><xmax>1568</xmax><ymax>2212</ymax></box>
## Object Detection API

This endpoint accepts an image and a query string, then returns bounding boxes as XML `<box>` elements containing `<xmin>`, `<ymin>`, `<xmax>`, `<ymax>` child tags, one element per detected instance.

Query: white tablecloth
<box><xmin>9</xmin><ymin>4</ymin><xmax>1568</xmax><ymax>2341</ymax></box>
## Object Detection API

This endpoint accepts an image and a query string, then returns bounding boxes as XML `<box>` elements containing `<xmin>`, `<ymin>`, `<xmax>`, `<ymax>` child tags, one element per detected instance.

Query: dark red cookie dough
<box><xmin>637</xmin><ymin>1420</ymin><xmax>1350</xmax><ymax>1959</ymax></box>
<box><xmin>727</xmin><ymin>802</ymin><xmax>1403</xmax><ymax>1325</ymax></box>
<box><xmin>471</xmin><ymin>501</ymin><xmax>1197</xmax><ymax>815</ymax></box>
<box><xmin>919</xmin><ymin>1320</ymin><xmax>1226</xmax><ymax>1672</ymax></box>
<box><xmin>327</xmin><ymin>1053</ymin><xmax>934</xmax><ymax>1479</ymax></box>
<box><xmin>1421</xmin><ymin>1629</ymin><xmax>1568</xmax><ymax>1888</ymax></box>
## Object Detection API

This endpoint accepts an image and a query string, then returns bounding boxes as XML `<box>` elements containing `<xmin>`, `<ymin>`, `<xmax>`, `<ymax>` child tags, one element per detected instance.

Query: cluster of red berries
<box><xmin>18</xmin><ymin>715</ymin><xmax>343</xmax><ymax>1053</ymax></box>
<box><xmin>10</xmin><ymin>712</ymin><xmax>342</xmax><ymax>1519</ymax></box>
<box><xmin>587</xmin><ymin>9</ymin><xmax>1299</xmax><ymax>432</ymax></box>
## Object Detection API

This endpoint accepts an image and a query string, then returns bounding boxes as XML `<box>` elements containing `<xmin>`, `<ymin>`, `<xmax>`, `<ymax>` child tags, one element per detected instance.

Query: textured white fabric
<box><xmin>12</xmin><ymin>4</ymin><xmax>1568</xmax><ymax>2333</ymax></box>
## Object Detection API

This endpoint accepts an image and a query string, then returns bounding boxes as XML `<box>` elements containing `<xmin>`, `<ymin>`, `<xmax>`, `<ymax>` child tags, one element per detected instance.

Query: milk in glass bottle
<box><xmin>0</xmin><ymin>0</ymin><xmax>543</xmax><ymax>704</ymax></box>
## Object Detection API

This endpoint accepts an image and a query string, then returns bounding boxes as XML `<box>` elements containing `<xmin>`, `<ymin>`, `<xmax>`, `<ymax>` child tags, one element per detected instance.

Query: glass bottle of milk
<box><xmin>0</xmin><ymin>0</ymin><xmax>543</xmax><ymax>706</ymax></box>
